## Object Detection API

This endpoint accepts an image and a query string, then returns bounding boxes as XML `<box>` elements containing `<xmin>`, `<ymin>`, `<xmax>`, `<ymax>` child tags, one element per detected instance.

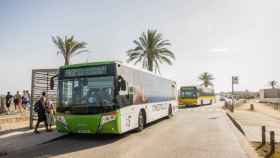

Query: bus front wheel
<box><xmin>136</xmin><ymin>111</ymin><xmax>145</xmax><ymax>132</ymax></box>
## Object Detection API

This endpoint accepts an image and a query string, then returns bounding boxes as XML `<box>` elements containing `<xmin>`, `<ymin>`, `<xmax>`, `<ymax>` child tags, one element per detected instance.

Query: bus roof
<box><xmin>180</xmin><ymin>86</ymin><xmax>197</xmax><ymax>89</ymax></box>
<box><xmin>180</xmin><ymin>86</ymin><xmax>214</xmax><ymax>90</ymax></box>
<box><xmin>60</xmin><ymin>61</ymin><xmax>115</xmax><ymax>69</ymax></box>
<box><xmin>59</xmin><ymin>60</ymin><xmax>176</xmax><ymax>83</ymax></box>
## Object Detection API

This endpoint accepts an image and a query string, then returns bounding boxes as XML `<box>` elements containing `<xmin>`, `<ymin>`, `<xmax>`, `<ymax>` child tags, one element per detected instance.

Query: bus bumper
<box><xmin>56</xmin><ymin>112</ymin><xmax>121</xmax><ymax>134</ymax></box>
<box><xmin>178</xmin><ymin>98</ymin><xmax>198</xmax><ymax>107</ymax></box>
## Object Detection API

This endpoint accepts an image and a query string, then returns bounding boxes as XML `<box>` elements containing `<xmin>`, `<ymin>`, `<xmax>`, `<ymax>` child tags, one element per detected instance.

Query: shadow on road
<box><xmin>4</xmin><ymin>133</ymin><xmax>128</xmax><ymax>158</ymax></box>
<box><xmin>3</xmin><ymin>117</ymin><xmax>170</xmax><ymax>158</ymax></box>
<box><xmin>179</xmin><ymin>104</ymin><xmax>214</xmax><ymax>109</ymax></box>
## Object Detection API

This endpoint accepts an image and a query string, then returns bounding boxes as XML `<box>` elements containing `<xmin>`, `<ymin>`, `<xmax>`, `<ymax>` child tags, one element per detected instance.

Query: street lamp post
<box><xmin>231</xmin><ymin>76</ymin><xmax>239</xmax><ymax>112</ymax></box>
<box><xmin>232</xmin><ymin>77</ymin><xmax>234</xmax><ymax>112</ymax></box>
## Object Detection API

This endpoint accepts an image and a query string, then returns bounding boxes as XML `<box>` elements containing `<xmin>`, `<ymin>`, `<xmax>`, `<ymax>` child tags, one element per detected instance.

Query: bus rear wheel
<box><xmin>168</xmin><ymin>105</ymin><xmax>173</xmax><ymax>118</ymax></box>
<box><xmin>200</xmin><ymin>100</ymin><xmax>204</xmax><ymax>106</ymax></box>
<box><xmin>136</xmin><ymin>111</ymin><xmax>145</xmax><ymax>132</ymax></box>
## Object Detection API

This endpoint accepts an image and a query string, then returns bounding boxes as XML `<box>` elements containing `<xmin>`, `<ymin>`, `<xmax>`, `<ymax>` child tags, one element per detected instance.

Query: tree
<box><xmin>199</xmin><ymin>72</ymin><xmax>214</xmax><ymax>87</ymax></box>
<box><xmin>268</xmin><ymin>80</ymin><xmax>278</xmax><ymax>89</ymax></box>
<box><xmin>52</xmin><ymin>35</ymin><xmax>88</xmax><ymax>65</ymax></box>
<box><xmin>127</xmin><ymin>29</ymin><xmax>175</xmax><ymax>73</ymax></box>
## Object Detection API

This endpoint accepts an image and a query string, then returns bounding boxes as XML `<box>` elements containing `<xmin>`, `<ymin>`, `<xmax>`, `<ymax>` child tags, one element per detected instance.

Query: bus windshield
<box><xmin>180</xmin><ymin>90</ymin><xmax>197</xmax><ymax>98</ymax></box>
<box><xmin>59</xmin><ymin>76</ymin><xmax>114</xmax><ymax>107</ymax></box>
<box><xmin>180</xmin><ymin>87</ymin><xmax>197</xmax><ymax>98</ymax></box>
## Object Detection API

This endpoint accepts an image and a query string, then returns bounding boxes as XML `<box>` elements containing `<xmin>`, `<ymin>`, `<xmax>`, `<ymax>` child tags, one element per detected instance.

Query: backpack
<box><xmin>34</xmin><ymin>101</ymin><xmax>40</xmax><ymax>113</ymax></box>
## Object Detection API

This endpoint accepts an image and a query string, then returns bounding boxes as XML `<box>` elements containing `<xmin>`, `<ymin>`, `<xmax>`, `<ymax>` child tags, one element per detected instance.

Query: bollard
<box><xmin>250</xmin><ymin>104</ymin><xmax>254</xmax><ymax>111</ymax></box>
<box><xmin>224</xmin><ymin>101</ymin><xmax>228</xmax><ymax>109</ymax></box>
<box><xmin>230</xmin><ymin>104</ymin><xmax>234</xmax><ymax>112</ymax></box>
<box><xmin>270</xmin><ymin>131</ymin><xmax>275</xmax><ymax>155</ymax></box>
<box><xmin>262</xmin><ymin>126</ymin><xmax>266</xmax><ymax>145</ymax></box>
<box><xmin>265</xmin><ymin>131</ymin><xmax>275</xmax><ymax>158</ymax></box>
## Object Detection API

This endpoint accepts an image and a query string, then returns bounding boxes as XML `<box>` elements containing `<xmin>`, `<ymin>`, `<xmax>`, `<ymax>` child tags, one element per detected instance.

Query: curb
<box><xmin>225</xmin><ymin>112</ymin><xmax>260</xmax><ymax>158</ymax></box>
<box><xmin>226</xmin><ymin>113</ymin><xmax>246</xmax><ymax>135</ymax></box>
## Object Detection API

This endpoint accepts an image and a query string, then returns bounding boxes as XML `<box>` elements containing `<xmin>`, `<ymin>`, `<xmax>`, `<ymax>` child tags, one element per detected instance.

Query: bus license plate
<box><xmin>78</xmin><ymin>130</ymin><xmax>90</xmax><ymax>133</ymax></box>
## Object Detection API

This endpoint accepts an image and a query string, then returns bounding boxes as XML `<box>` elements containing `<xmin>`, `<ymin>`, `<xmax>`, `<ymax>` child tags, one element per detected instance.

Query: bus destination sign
<box><xmin>64</xmin><ymin>66</ymin><xmax>107</xmax><ymax>77</ymax></box>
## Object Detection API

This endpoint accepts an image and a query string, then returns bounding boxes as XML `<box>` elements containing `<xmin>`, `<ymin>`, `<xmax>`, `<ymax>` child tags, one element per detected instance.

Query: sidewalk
<box><xmin>229</xmin><ymin>100</ymin><xmax>280</xmax><ymax>142</ymax></box>
<box><xmin>0</xmin><ymin>128</ymin><xmax>65</xmax><ymax>155</ymax></box>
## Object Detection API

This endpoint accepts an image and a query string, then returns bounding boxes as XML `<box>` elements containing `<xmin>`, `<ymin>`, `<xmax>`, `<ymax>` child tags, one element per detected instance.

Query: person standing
<box><xmin>14</xmin><ymin>91</ymin><xmax>22</xmax><ymax>112</ymax></box>
<box><xmin>22</xmin><ymin>90</ymin><xmax>27</xmax><ymax>110</ymax></box>
<box><xmin>22</xmin><ymin>90</ymin><xmax>30</xmax><ymax>111</ymax></box>
<box><xmin>34</xmin><ymin>92</ymin><xmax>48</xmax><ymax>133</ymax></box>
<box><xmin>25</xmin><ymin>90</ymin><xmax>31</xmax><ymax>109</ymax></box>
<box><xmin>5</xmin><ymin>92</ymin><xmax>13</xmax><ymax>114</ymax></box>
<box><xmin>45</xmin><ymin>99</ymin><xmax>55</xmax><ymax>131</ymax></box>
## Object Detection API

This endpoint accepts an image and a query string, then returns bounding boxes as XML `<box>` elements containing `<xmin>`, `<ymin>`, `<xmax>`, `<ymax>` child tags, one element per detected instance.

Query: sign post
<box><xmin>231</xmin><ymin>76</ymin><xmax>239</xmax><ymax>112</ymax></box>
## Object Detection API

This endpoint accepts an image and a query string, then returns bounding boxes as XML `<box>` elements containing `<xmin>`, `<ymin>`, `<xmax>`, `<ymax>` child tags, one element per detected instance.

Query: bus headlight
<box><xmin>57</xmin><ymin>116</ymin><xmax>67</xmax><ymax>125</ymax></box>
<box><xmin>101</xmin><ymin>112</ymin><xmax>117</xmax><ymax>125</ymax></box>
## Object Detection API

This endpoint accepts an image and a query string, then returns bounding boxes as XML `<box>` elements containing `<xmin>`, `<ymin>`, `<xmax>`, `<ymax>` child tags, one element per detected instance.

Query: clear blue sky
<box><xmin>0</xmin><ymin>0</ymin><xmax>279</xmax><ymax>94</ymax></box>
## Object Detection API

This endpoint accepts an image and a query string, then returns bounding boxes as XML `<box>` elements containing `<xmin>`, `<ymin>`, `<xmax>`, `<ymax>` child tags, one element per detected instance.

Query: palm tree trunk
<box><xmin>65</xmin><ymin>56</ymin><xmax>70</xmax><ymax>65</ymax></box>
<box><xmin>148</xmin><ymin>58</ymin><xmax>153</xmax><ymax>72</ymax></box>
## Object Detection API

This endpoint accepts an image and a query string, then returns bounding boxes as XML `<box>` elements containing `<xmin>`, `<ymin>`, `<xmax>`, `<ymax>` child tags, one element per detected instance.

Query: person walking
<box><xmin>22</xmin><ymin>90</ymin><xmax>30</xmax><ymax>111</ymax></box>
<box><xmin>25</xmin><ymin>90</ymin><xmax>31</xmax><ymax>109</ymax></box>
<box><xmin>22</xmin><ymin>90</ymin><xmax>27</xmax><ymax>110</ymax></box>
<box><xmin>14</xmin><ymin>91</ymin><xmax>22</xmax><ymax>112</ymax></box>
<box><xmin>45</xmin><ymin>99</ymin><xmax>55</xmax><ymax>131</ymax></box>
<box><xmin>34</xmin><ymin>92</ymin><xmax>49</xmax><ymax>133</ymax></box>
<box><xmin>5</xmin><ymin>92</ymin><xmax>13</xmax><ymax>114</ymax></box>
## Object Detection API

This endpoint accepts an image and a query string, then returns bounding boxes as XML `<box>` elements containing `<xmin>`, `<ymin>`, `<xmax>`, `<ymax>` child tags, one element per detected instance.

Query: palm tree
<box><xmin>268</xmin><ymin>80</ymin><xmax>278</xmax><ymax>89</ymax></box>
<box><xmin>52</xmin><ymin>35</ymin><xmax>88</xmax><ymax>65</ymax></box>
<box><xmin>199</xmin><ymin>72</ymin><xmax>214</xmax><ymax>87</ymax></box>
<box><xmin>127</xmin><ymin>29</ymin><xmax>175</xmax><ymax>73</ymax></box>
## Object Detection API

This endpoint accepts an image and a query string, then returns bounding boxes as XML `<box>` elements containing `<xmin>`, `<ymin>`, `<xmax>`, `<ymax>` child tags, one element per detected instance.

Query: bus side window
<box><xmin>116</xmin><ymin>75</ymin><xmax>130</xmax><ymax>107</ymax></box>
<box><xmin>128</xmin><ymin>87</ymin><xmax>135</xmax><ymax>94</ymax></box>
<box><xmin>128</xmin><ymin>87</ymin><xmax>135</xmax><ymax>105</ymax></box>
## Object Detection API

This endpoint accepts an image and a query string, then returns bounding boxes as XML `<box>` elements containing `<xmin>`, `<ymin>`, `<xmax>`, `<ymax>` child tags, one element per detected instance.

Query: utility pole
<box><xmin>232</xmin><ymin>77</ymin><xmax>234</xmax><ymax>112</ymax></box>
<box><xmin>231</xmin><ymin>76</ymin><xmax>239</xmax><ymax>112</ymax></box>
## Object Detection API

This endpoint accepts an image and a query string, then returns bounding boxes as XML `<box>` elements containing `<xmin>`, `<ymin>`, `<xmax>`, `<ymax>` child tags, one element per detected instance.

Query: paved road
<box><xmin>4</xmin><ymin>103</ymin><xmax>249</xmax><ymax>158</ymax></box>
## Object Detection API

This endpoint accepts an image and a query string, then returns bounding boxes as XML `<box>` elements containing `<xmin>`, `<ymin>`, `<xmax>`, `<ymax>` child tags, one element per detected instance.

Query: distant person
<box><xmin>22</xmin><ymin>90</ymin><xmax>30</xmax><ymax>110</ymax></box>
<box><xmin>45</xmin><ymin>99</ymin><xmax>55</xmax><ymax>131</ymax></box>
<box><xmin>26</xmin><ymin>90</ymin><xmax>31</xmax><ymax>108</ymax></box>
<box><xmin>34</xmin><ymin>92</ymin><xmax>48</xmax><ymax>133</ymax></box>
<box><xmin>5</xmin><ymin>92</ymin><xmax>13</xmax><ymax>114</ymax></box>
<box><xmin>14</xmin><ymin>91</ymin><xmax>22</xmax><ymax>112</ymax></box>
<box><xmin>22</xmin><ymin>90</ymin><xmax>27</xmax><ymax>110</ymax></box>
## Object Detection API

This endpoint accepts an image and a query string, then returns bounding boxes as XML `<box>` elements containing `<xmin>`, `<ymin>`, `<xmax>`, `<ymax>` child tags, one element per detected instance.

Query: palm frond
<box><xmin>52</xmin><ymin>35</ymin><xmax>89</xmax><ymax>65</ymax></box>
<box><xmin>199</xmin><ymin>72</ymin><xmax>214</xmax><ymax>87</ymax></box>
<box><xmin>126</xmin><ymin>29</ymin><xmax>175</xmax><ymax>73</ymax></box>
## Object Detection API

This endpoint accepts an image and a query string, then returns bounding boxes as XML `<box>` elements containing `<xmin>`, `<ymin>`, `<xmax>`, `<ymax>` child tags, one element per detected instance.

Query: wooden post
<box><xmin>250</xmin><ymin>104</ymin><xmax>254</xmax><ymax>111</ymax></box>
<box><xmin>262</xmin><ymin>126</ymin><xmax>266</xmax><ymax>145</ymax></box>
<box><xmin>30</xmin><ymin>70</ymin><xmax>35</xmax><ymax>129</ymax></box>
<box><xmin>270</xmin><ymin>131</ymin><xmax>275</xmax><ymax>155</ymax></box>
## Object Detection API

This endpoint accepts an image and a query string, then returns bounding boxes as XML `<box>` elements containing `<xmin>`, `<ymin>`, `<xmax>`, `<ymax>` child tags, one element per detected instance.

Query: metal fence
<box><xmin>30</xmin><ymin>69</ymin><xmax>58</xmax><ymax>128</ymax></box>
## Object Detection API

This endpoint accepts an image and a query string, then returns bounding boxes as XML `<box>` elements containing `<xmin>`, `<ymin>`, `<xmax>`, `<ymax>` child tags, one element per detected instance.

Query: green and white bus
<box><xmin>53</xmin><ymin>61</ymin><xmax>177</xmax><ymax>134</ymax></box>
